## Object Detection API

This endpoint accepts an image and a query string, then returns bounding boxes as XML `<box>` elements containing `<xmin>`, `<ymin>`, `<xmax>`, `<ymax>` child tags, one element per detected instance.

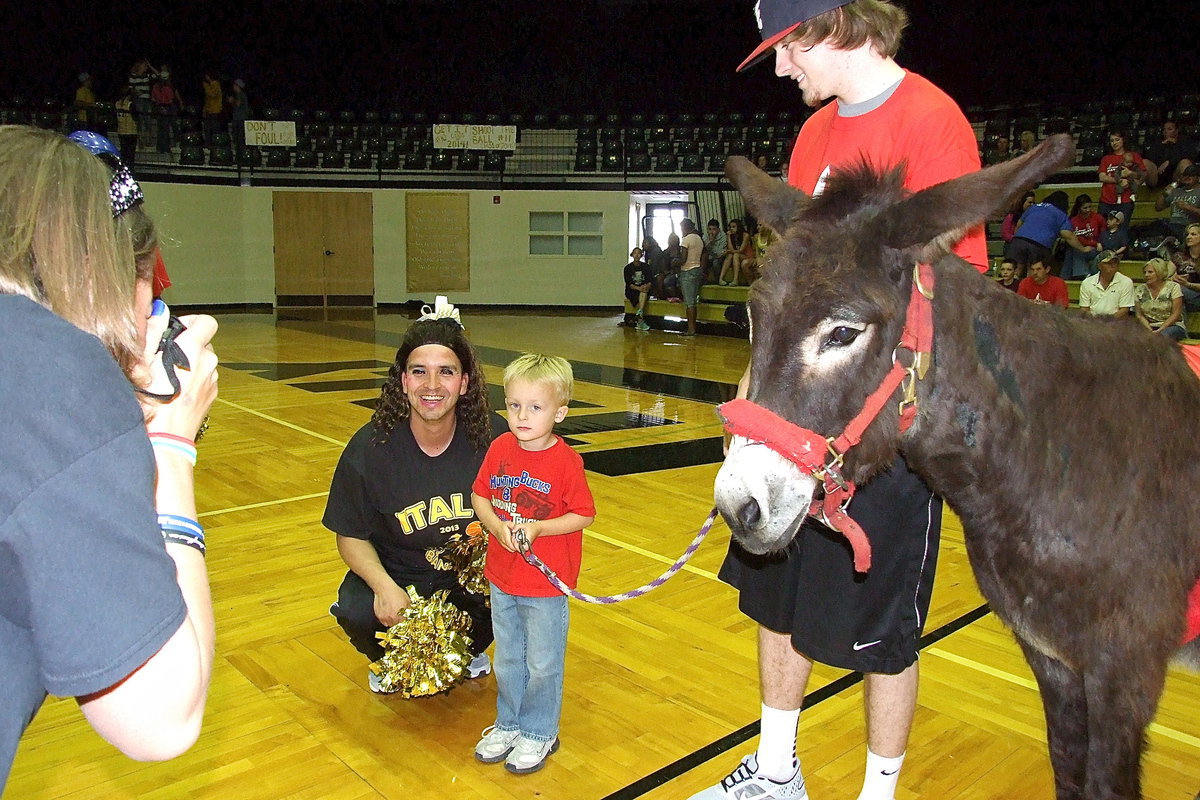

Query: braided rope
<box><xmin>513</xmin><ymin>507</ymin><xmax>720</xmax><ymax>604</ymax></box>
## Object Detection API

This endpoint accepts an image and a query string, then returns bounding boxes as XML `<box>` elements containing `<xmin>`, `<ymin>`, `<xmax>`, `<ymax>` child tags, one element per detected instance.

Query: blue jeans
<box><xmin>490</xmin><ymin>583</ymin><xmax>568</xmax><ymax>743</ymax></box>
<box><xmin>1062</xmin><ymin>247</ymin><xmax>1099</xmax><ymax>279</ymax></box>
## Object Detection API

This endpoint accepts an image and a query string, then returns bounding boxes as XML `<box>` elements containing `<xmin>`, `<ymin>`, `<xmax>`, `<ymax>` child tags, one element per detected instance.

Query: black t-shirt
<box><xmin>0</xmin><ymin>296</ymin><xmax>186</xmax><ymax>784</ymax></box>
<box><xmin>322</xmin><ymin>415</ymin><xmax>506</xmax><ymax>589</ymax></box>
<box><xmin>624</xmin><ymin>260</ymin><xmax>648</xmax><ymax>287</ymax></box>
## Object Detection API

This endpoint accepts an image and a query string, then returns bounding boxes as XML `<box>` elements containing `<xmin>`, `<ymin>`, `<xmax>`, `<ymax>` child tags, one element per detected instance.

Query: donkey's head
<box><xmin>715</xmin><ymin>135</ymin><xmax>1074</xmax><ymax>554</ymax></box>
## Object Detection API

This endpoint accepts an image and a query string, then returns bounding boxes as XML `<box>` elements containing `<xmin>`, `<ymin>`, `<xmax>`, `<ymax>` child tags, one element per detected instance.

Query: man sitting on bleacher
<box><xmin>1078</xmin><ymin>250</ymin><xmax>1135</xmax><ymax>318</ymax></box>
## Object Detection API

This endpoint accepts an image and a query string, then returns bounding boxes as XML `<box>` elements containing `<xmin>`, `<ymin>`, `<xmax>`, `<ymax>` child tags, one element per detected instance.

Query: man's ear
<box><xmin>459</xmin><ymin>372</ymin><xmax>469</xmax><ymax>395</ymax></box>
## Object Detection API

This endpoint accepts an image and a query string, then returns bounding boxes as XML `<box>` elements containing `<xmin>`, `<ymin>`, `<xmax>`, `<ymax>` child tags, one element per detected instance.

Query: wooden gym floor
<box><xmin>10</xmin><ymin>310</ymin><xmax>1198</xmax><ymax>799</ymax></box>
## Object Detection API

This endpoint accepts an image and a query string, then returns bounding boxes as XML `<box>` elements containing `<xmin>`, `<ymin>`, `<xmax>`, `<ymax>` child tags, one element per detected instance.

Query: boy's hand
<box><xmin>516</xmin><ymin>521</ymin><xmax>542</xmax><ymax>547</ymax></box>
<box><xmin>495</xmin><ymin>524</ymin><xmax>519</xmax><ymax>553</ymax></box>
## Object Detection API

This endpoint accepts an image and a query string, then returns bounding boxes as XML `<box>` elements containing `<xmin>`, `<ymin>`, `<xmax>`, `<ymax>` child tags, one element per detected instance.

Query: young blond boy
<box><xmin>471</xmin><ymin>354</ymin><xmax>595</xmax><ymax>774</ymax></box>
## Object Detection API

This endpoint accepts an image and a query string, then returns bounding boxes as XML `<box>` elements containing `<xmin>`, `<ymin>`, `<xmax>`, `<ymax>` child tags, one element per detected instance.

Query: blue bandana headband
<box><xmin>67</xmin><ymin>130</ymin><xmax>144</xmax><ymax>218</ymax></box>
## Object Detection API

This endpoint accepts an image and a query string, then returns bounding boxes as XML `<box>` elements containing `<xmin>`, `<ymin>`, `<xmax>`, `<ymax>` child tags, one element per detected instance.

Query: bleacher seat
<box><xmin>627</xmin><ymin>153</ymin><xmax>651</xmax><ymax>172</ymax></box>
<box><xmin>180</xmin><ymin>131</ymin><xmax>203</xmax><ymax>148</ymax></box>
<box><xmin>600</xmin><ymin>153</ymin><xmax>622</xmax><ymax>172</ymax></box>
<box><xmin>306</xmin><ymin>122</ymin><xmax>332</xmax><ymax>139</ymax></box>
<box><xmin>267</xmin><ymin>149</ymin><xmax>293</xmax><ymax>168</ymax></box>
<box><xmin>359</xmin><ymin>123</ymin><xmax>382</xmax><ymax>139</ymax></box>
<box><xmin>484</xmin><ymin>113</ymin><xmax>503</xmax><ymax>125</ymax></box>
<box><xmin>598</xmin><ymin>127</ymin><xmax>621</xmax><ymax>142</ymax></box>
<box><xmin>349</xmin><ymin>151</ymin><xmax>372</xmax><ymax>169</ymax></box>
<box><xmin>625</xmin><ymin>139</ymin><xmax>647</xmax><ymax>156</ymax></box>
<box><xmin>211</xmin><ymin>132</ymin><xmax>232</xmax><ymax>148</ymax></box>
<box><xmin>312</xmin><ymin>110</ymin><xmax>331</xmax><ymax>124</ymax></box>
<box><xmin>726</xmin><ymin>139</ymin><xmax>749</xmax><ymax>156</ymax></box>
<box><xmin>576</xmin><ymin>138</ymin><xmax>597</xmax><ymax>155</ymax></box>
<box><xmin>333</xmin><ymin>122</ymin><xmax>354</xmax><ymax>139</ymax></box>
<box><xmin>484</xmin><ymin>153</ymin><xmax>506</xmax><ymax>171</ymax></box>
<box><xmin>430</xmin><ymin>152</ymin><xmax>452</xmax><ymax>169</ymax></box>
<box><xmin>457</xmin><ymin>151</ymin><xmax>481</xmax><ymax>170</ymax></box>
<box><xmin>1081</xmin><ymin>146</ymin><xmax>1104</xmax><ymax>166</ymax></box>
<box><xmin>604</xmin><ymin>113</ymin><xmax>622</xmax><ymax>127</ymax></box>
<box><xmin>681</xmin><ymin>154</ymin><xmax>704</xmax><ymax>172</ymax></box>
<box><xmin>179</xmin><ymin>145</ymin><xmax>205</xmax><ymax>166</ymax></box>
<box><xmin>601</xmin><ymin>140</ymin><xmax>623</xmax><ymax>157</ymax></box>
<box><xmin>322</xmin><ymin>151</ymin><xmax>346</xmax><ymax>168</ymax></box>
<box><xmin>293</xmin><ymin>149</ymin><xmax>317</xmax><ymax>168</ymax></box>
<box><xmin>363</xmin><ymin>111</ymin><xmax>381</xmax><ymax>124</ymax></box>
<box><xmin>708</xmin><ymin>154</ymin><xmax>727</xmax><ymax>172</ymax></box>
<box><xmin>575</xmin><ymin>153</ymin><xmax>596</xmax><ymax>171</ymax></box>
<box><xmin>651</xmin><ymin>140</ymin><xmax>672</xmax><ymax>156</ymax></box>
<box><xmin>654</xmin><ymin>154</ymin><xmax>678</xmax><ymax>172</ymax></box>
<box><xmin>365</xmin><ymin>137</ymin><xmax>385</xmax><ymax>153</ymax></box>
<box><xmin>378</xmin><ymin>151</ymin><xmax>400</xmax><ymax>170</ymax></box>
<box><xmin>341</xmin><ymin>138</ymin><xmax>365</xmax><ymax>153</ymax></box>
<box><xmin>676</xmin><ymin>139</ymin><xmax>698</xmax><ymax>155</ymax></box>
<box><xmin>261</xmin><ymin>108</ymin><xmax>282</xmax><ymax>121</ymax></box>
<box><xmin>411</xmin><ymin>112</ymin><xmax>430</xmax><ymax>125</ymax></box>
<box><xmin>239</xmin><ymin>147</ymin><xmax>261</xmax><ymax>168</ymax></box>
<box><xmin>700</xmin><ymin>140</ymin><xmax>723</xmax><ymax>157</ymax></box>
<box><xmin>209</xmin><ymin>147</ymin><xmax>234</xmax><ymax>166</ymax></box>
<box><xmin>288</xmin><ymin>108</ymin><xmax>307</xmax><ymax>124</ymax></box>
<box><xmin>404</xmin><ymin>152</ymin><xmax>427</xmax><ymax>170</ymax></box>
<box><xmin>339</xmin><ymin>110</ymin><xmax>357</xmax><ymax>124</ymax></box>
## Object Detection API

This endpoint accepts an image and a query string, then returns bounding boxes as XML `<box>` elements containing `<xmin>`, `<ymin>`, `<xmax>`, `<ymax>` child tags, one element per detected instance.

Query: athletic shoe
<box><xmin>367</xmin><ymin>669</ymin><xmax>399</xmax><ymax>694</ymax></box>
<box><xmin>467</xmin><ymin>651</ymin><xmax>491</xmax><ymax>678</ymax></box>
<box><xmin>504</xmin><ymin>736</ymin><xmax>560</xmax><ymax>774</ymax></box>
<box><xmin>687</xmin><ymin>754</ymin><xmax>808</xmax><ymax>799</ymax></box>
<box><xmin>474</xmin><ymin>725</ymin><xmax>520</xmax><ymax>764</ymax></box>
<box><xmin>636</xmin><ymin>319</ymin><xmax>650</xmax><ymax>331</ymax></box>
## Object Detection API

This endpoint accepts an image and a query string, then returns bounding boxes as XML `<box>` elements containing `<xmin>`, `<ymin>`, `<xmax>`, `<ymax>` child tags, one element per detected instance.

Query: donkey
<box><xmin>714</xmin><ymin>135</ymin><xmax>1200</xmax><ymax>800</ymax></box>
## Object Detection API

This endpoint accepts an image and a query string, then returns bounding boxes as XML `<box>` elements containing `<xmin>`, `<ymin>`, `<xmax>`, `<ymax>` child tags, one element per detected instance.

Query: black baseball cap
<box><xmin>737</xmin><ymin>0</ymin><xmax>855</xmax><ymax>72</ymax></box>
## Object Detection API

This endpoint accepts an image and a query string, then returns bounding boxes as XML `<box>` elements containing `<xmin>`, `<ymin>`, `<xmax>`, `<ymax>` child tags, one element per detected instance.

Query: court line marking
<box><xmin>214</xmin><ymin>397</ymin><xmax>347</xmax><ymax>446</ymax></box>
<box><xmin>584</xmin><ymin>527</ymin><xmax>722</xmax><ymax>581</ymax></box>
<box><xmin>926</xmin><ymin>647</ymin><xmax>1200</xmax><ymax>750</ymax></box>
<box><xmin>199</xmin><ymin>491</ymin><xmax>330</xmax><ymax>519</ymax></box>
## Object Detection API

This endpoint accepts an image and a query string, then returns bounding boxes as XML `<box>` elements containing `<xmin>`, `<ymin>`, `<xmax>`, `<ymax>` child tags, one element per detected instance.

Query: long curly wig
<box><xmin>371</xmin><ymin>318</ymin><xmax>492</xmax><ymax>452</ymax></box>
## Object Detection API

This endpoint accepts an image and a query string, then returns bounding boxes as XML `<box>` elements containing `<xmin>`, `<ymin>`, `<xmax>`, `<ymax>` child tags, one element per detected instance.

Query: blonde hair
<box><xmin>0</xmin><ymin>126</ymin><xmax>156</xmax><ymax>380</ymax></box>
<box><xmin>504</xmin><ymin>353</ymin><xmax>573</xmax><ymax>405</ymax></box>
<box><xmin>781</xmin><ymin>0</ymin><xmax>908</xmax><ymax>58</ymax></box>
<box><xmin>1145</xmin><ymin>258</ymin><xmax>1172</xmax><ymax>281</ymax></box>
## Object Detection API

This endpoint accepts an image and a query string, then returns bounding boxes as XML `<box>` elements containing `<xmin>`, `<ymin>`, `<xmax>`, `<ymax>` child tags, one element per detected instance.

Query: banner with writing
<box><xmin>244</xmin><ymin>120</ymin><xmax>297</xmax><ymax>147</ymax></box>
<box><xmin>432</xmin><ymin>124</ymin><xmax>517</xmax><ymax>152</ymax></box>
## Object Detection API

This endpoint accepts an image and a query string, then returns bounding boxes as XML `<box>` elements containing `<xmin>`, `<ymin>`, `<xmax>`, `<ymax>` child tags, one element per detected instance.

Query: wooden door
<box><xmin>273</xmin><ymin>191</ymin><xmax>374</xmax><ymax>307</ymax></box>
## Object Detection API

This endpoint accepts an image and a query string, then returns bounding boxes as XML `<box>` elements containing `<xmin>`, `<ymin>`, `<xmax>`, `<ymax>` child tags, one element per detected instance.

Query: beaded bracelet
<box><xmin>149</xmin><ymin>432</ymin><xmax>197</xmax><ymax>466</ymax></box>
<box><xmin>159</xmin><ymin>514</ymin><xmax>205</xmax><ymax>556</ymax></box>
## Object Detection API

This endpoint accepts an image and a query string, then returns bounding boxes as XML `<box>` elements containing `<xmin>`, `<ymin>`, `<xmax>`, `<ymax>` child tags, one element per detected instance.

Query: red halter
<box><xmin>718</xmin><ymin>262</ymin><xmax>936</xmax><ymax>573</ymax></box>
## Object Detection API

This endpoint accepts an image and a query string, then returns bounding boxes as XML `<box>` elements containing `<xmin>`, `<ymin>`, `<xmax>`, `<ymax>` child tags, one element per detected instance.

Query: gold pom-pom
<box><xmin>369</xmin><ymin>586</ymin><xmax>473</xmax><ymax>698</ymax></box>
<box><xmin>423</xmin><ymin>521</ymin><xmax>489</xmax><ymax>596</ymax></box>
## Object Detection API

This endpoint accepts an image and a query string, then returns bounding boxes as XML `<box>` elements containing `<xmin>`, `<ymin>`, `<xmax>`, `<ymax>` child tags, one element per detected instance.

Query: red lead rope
<box><xmin>718</xmin><ymin>263</ymin><xmax>936</xmax><ymax>574</ymax></box>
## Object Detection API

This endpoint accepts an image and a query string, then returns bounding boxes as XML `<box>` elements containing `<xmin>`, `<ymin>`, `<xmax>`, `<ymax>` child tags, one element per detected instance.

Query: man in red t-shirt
<box><xmin>697</xmin><ymin>3</ymin><xmax>986</xmax><ymax>800</ymax></box>
<box><xmin>1017</xmin><ymin>260</ymin><xmax>1071</xmax><ymax>308</ymax></box>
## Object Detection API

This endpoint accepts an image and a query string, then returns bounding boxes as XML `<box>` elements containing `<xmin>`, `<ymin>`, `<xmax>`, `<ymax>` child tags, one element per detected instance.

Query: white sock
<box><xmin>755</xmin><ymin>703</ymin><xmax>801</xmax><ymax>780</ymax></box>
<box><xmin>858</xmin><ymin>750</ymin><xmax>905</xmax><ymax>800</ymax></box>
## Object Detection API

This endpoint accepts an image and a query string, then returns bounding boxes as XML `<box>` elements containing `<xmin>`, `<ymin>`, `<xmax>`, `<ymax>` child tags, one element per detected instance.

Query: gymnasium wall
<box><xmin>142</xmin><ymin>182</ymin><xmax>629</xmax><ymax>307</ymax></box>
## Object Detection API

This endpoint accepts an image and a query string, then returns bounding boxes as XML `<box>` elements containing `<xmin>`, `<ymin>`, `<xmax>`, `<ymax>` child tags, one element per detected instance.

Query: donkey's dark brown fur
<box><xmin>718</xmin><ymin>136</ymin><xmax>1200</xmax><ymax>800</ymax></box>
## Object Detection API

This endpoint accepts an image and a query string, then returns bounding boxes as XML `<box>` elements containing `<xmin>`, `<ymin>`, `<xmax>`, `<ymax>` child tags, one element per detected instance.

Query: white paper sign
<box><xmin>244</xmin><ymin>120</ymin><xmax>297</xmax><ymax>147</ymax></box>
<box><xmin>432</xmin><ymin>124</ymin><xmax>517</xmax><ymax>151</ymax></box>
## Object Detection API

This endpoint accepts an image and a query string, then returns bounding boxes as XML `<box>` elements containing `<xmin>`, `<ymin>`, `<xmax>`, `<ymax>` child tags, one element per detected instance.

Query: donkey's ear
<box><xmin>872</xmin><ymin>134</ymin><xmax>1076</xmax><ymax>259</ymax></box>
<box><xmin>725</xmin><ymin>156</ymin><xmax>809</xmax><ymax>234</ymax></box>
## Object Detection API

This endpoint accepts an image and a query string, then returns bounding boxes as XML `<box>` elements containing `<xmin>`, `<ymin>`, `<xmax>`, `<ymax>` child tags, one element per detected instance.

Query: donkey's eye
<box><xmin>826</xmin><ymin>326</ymin><xmax>861</xmax><ymax>347</ymax></box>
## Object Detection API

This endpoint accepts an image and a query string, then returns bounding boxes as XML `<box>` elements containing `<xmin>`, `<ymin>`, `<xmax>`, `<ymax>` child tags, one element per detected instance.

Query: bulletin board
<box><xmin>405</xmin><ymin>192</ymin><xmax>470</xmax><ymax>292</ymax></box>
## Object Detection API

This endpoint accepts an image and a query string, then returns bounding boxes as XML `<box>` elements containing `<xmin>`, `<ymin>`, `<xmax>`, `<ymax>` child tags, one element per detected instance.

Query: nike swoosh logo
<box><xmin>852</xmin><ymin>640</ymin><xmax>882</xmax><ymax>651</ymax></box>
<box><xmin>881</xmin><ymin>768</ymin><xmax>899</xmax><ymax>776</ymax></box>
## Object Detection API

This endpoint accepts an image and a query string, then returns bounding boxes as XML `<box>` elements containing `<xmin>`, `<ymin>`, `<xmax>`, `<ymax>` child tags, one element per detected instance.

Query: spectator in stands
<box><xmin>114</xmin><ymin>86</ymin><xmax>139</xmax><ymax>168</ymax></box>
<box><xmin>227</xmin><ymin>79</ymin><xmax>251</xmax><ymax>154</ymax></box>
<box><xmin>1154</xmin><ymin>164</ymin><xmax>1200</xmax><ymax>240</ymax></box>
<box><xmin>742</xmin><ymin>222</ymin><xmax>776</xmax><ymax>284</ymax></box>
<box><xmin>152</xmin><ymin>66</ymin><xmax>183</xmax><ymax>155</ymax></box>
<box><xmin>1078</xmin><ymin>250</ymin><xmax>1135</xmax><ymax>318</ymax></box>
<box><xmin>678</xmin><ymin>218</ymin><xmax>705</xmax><ymax>336</ymax></box>
<box><xmin>621</xmin><ymin>247</ymin><xmax>652</xmax><ymax>330</ymax></box>
<box><xmin>1062</xmin><ymin>194</ymin><xmax>1105</xmax><ymax>279</ymax></box>
<box><xmin>1169</xmin><ymin>222</ymin><xmax>1200</xmax><ymax>312</ymax></box>
<box><xmin>1099</xmin><ymin>210</ymin><xmax>1130</xmax><ymax>261</ymax></box>
<box><xmin>1135</xmin><ymin>258</ymin><xmax>1186</xmax><ymax>340</ymax></box>
<box><xmin>659</xmin><ymin>232</ymin><xmax>683</xmax><ymax>301</ymax></box>
<box><xmin>718</xmin><ymin>219</ymin><xmax>753</xmax><ymax>286</ymax></box>
<box><xmin>703</xmin><ymin>219</ymin><xmax>727</xmax><ymax>284</ymax></box>
<box><xmin>641</xmin><ymin>235</ymin><xmax>666</xmax><ymax>298</ymax></box>
<box><xmin>984</xmin><ymin>135</ymin><xmax>1013</xmax><ymax>166</ymax></box>
<box><xmin>73</xmin><ymin>73</ymin><xmax>97</xmax><ymax>132</ymax></box>
<box><xmin>1001</xmin><ymin>190</ymin><xmax>1035</xmax><ymax>258</ymax></box>
<box><xmin>1009</xmin><ymin>190</ymin><xmax>1086</xmax><ymax>278</ymax></box>
<box><xmin>1098</xmin><ymin>131</ymin><xmax>1145</xmax><ymax>234</ymax></box>
<box><xmin>995</xmin><ymin>259</ymin><xmax>1020</xmax><ymax>291</ymax></box>
<box><xmin>127</xmin><ymin>58</ymin><xmax>155</xmax><ymax>144</ymax></box>
<box><xmin>1017</xmin><ymin>260</ymin><xmax>1069</xmax><ymax>307</ymax></box>
<box><xmin>1014</xmin><ymin>129</ymin><xmax>1037</xmax><ymax>155</ymax></box>
<box><xmin>1145</xmin><ymin>120</ymin><xmax>1196</xmax><ymax>188</ymax></box>
<box><xmin>201</xmin><ymin>72</ymin><xmax>224</xmax><ymax>145</ymax></box>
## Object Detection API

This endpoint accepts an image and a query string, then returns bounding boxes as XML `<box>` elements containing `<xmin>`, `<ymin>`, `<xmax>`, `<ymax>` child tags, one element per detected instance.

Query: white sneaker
<box><xmin>504</xmin><ymin>735</ymin><xmax>560</xmax><ymax>774</ymax></box>
<box><xmin>475</xmin><ymin>725</ymin><xmax>521</xmax><ymax>763</ymax></box>
<box><xmin>467</xmin><ymin>651</ymin><xmax>491</xmax><ymax>678</ymax></box>
<box><xmin>688</xmin><ymin>754</ymin><xmax>808</xmax><ymax>799</ymax></box>
<box><xmin>367</xmin><ymin>669</ymin><xmax>399</xmax><ymax>694</ymax></box>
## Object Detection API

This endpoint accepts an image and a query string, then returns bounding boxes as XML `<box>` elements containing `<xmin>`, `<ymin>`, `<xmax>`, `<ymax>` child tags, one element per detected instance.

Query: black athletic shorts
<box><xmin>718</xmin><ymin>453</ymin><xmax>941</xmax><ymax>675</ymax></box>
